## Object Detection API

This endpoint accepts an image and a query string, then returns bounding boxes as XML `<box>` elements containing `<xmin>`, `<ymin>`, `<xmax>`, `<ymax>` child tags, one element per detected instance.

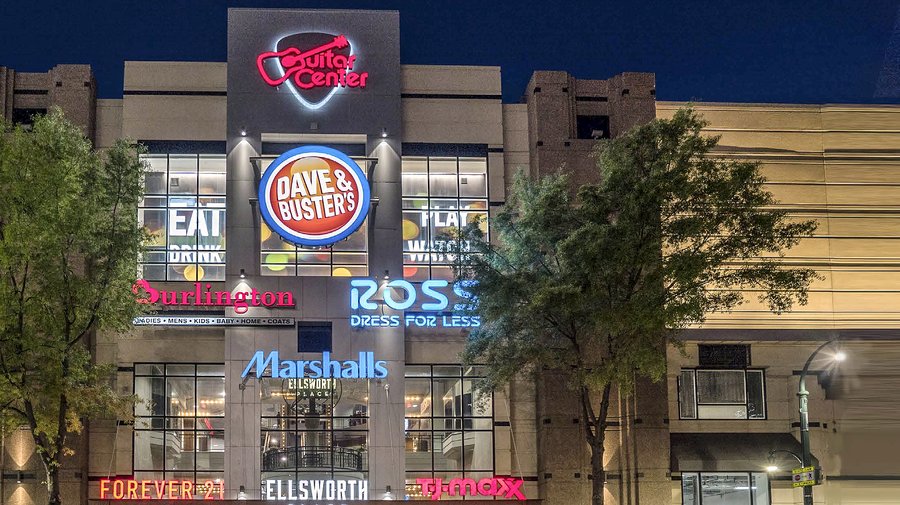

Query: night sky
<box><xmin>1</xmin><ymin>0</ymin><xmax>899</xmax><ymax>104</ymax></box>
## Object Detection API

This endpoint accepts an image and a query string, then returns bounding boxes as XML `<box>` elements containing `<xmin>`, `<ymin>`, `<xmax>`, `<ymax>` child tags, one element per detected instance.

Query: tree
<box><xmin>0</xmin><ymin>109</ymin><xmax>146</xmax><ymax>505</ymax></box>
<box><xmin>458</xmin><ymin>108</ymin><xmax>819</xmax><ymax>505</ymax></box>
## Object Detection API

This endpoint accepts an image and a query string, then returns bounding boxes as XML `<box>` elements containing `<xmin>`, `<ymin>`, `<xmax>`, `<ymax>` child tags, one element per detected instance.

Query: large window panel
<box><xmin>260</xmin><ymin>377</ymin><xmax>368</xmax><ymax>480</ymax></box>
<box><xmin>138</xmin><ymin>154</ymin><xmax>226</xmax><ymax>282</ymax></box>
<box><xmin>401</xmin><ymin>157</ymin><xmax>489</xmax><ymax>281</ymax></box>
<box><xmin>678</xmin><ymin>369</ymin><xmax>766</xmax><ymax>420</ymax></box>
<box><xmin>681</xmin><ymin>472</ymin><xmax>770</xmax><ymax>505</ymax></box>
<box><xmin>133</xmin><ymin>363</ymin><xmax>225</xmax><ymax>487</ymax></box>
<box><xmin>404</xmin><ymin>365</ymin><xmax>494</xmax><ymax>499</ymax></box>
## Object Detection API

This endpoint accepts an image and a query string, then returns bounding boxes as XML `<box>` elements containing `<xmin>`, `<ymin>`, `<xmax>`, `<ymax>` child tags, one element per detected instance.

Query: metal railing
<box><xmin>262</xmin><ymin>447</ymin><xmax>365</xmax><ymax>472</ymax></box>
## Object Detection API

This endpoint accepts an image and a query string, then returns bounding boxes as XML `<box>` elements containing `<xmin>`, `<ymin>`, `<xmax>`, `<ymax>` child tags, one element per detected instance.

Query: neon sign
<box><xmin>258</xmin><ymin>146</ymin><xmax>370</xmax><ymax>247</ymax></box>
<box><xmin>132</xmin><ymin>280</ymin><xmax>295</xmax><ymax>314</ymax></box>
<box><xmin>241</xmin><ymin>351</ymin><xmax>388</xmax><ymax>379</ymax></box>
<box><xmin>262</xmin><ymin>479</ymin><xmax>367</xmax><ymax>501</ymax></box>
<box><xmin>256</xmin><ymin>33</ymin><xmax>368</xmax><ymax>109</ymax></box>
<box><xmin>98</xmin><ymin>479</ymin><xmax>224</xmax><ymax>500</ymax></box>
<box><xmin>417</xmin><ymin>477</ymin><xmax>525</xmax><ymax>500</ymax></box>
<box><xmin>349</xmin><ymin>279</ymin><xmax>480</xmax><ymax>328</ymax></box>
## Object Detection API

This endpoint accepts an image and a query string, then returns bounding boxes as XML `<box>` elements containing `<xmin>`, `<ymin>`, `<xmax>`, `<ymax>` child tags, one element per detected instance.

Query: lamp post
<box><xmin>798</xmin><ymin>340</ymin><xmax>846</xmax><ymax>505</ymax></box>
<box><xmin>765</xmin><ymin>449</ymin><xmax>803</xmax><ymax>472</ymax></box>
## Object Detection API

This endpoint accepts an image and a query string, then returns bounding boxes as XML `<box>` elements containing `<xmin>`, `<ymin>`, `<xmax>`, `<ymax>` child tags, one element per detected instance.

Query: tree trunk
<box><xmin>581</xmin><ymin>383</ymin><xmax>613</xmax><ymax>505</ymax></box>
<box><xmin>590</xmin><ymin>437</ymin><xmax>606</xmax><ymax>505</ymax></box>
<box><xmin>47</xmin><ymin>462</ymin><xmax>61</xmax><ymax>505</ymax></box>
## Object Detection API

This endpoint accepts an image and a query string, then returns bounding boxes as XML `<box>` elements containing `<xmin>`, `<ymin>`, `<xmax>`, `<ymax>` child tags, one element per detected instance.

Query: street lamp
<box><xmin>798</xmin><ymin>340</ymin><xmax>845</xmax><ymax>505</ymax></box>
<box><xmin>765</xmin><ymin>448</ymin><xmax>803</xmax><ymax>473</ymax></box>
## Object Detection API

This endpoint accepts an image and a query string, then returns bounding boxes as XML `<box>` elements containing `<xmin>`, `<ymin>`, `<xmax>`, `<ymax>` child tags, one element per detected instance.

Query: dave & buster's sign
<box><xmin>257</xmin><ymin>33</ymin><xmax>368</xmax><ymax>109</ymax></box>
<box><xmin>258</xmin><ymin>146</ymin><xmax>370</xmax><ymax>247</ymax></box>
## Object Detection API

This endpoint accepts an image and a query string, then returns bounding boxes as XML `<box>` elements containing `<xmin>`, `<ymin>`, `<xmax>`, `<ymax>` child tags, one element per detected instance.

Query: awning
<box><xmin>670</xmin><ymin>432</ymin><xmax>819</xmax><ymax>472</ymax></box>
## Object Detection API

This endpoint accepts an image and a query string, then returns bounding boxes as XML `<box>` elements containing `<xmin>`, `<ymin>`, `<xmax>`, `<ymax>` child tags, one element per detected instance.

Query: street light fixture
<box><xmin>798</xmin><ymin>340</ymin><xmax>845</xmax><ymax>505</ymax></box>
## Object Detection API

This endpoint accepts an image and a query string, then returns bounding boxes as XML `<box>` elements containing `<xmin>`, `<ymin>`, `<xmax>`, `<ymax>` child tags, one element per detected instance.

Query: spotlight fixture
<box><xmin>240</xmin><ymin>127</ymin><xmax>247</xmax><ymax>137</ymax></box>
<box><xmin>240</xmin><ymin>268</ymin><xmax>246</xmax><ymax>279</ymax></box>
<box><xmin>381</xmin><ymin>128</ymin><xmax>388</xmax><ymax>138</ymax></box>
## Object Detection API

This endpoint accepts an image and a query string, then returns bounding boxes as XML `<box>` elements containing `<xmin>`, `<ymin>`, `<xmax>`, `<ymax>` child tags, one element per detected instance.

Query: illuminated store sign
<box><xmin>166</xmin><ymin>205</ymin><xmax>225</xmax><ymax>263</ymax></box>
<box><xmin>98</xmin><ymin>479</ymin><xmax>224</xmax><ymax>500</ymax></box>
<box><xmin>262</xmin><ymin>479</ymin><xmax>367</xmax><ymax>501</ymax></box>
<box><xmin>132</xmin><ymin>316</ymin><xmax>294</xmax><ymax>327</ymax></box>
<box><xmin>256</xmin><ymin>33</ymin><xmax>368</xmax><ymax>109</ymax></box>
<box><xmin>349</xmin><ymin>279</ymin><xmax>480</xmax><ymax>328</ymax></box>
<box><xmin>258</xmin><ymin>146</ymin><xmax>370</xmax><ymax>247</ymax></box>
<box><xmin>241</xmin><ymin>351</ymin><xmax>387</xmax><ymax>379</ymax></box>
<box><xmin>132</xmin><ymin>280</ymin><xmax>295</xmax><ymax>314</ymax></box>
<box><xmin>417</xmin><ymin>477</ymin><xmax>525</xmax><ymax>500</ymax></box>
<box><xmin>285</xmin><ymin>377</ymin><xmax>337</xmax><ymax>398</ymax></box>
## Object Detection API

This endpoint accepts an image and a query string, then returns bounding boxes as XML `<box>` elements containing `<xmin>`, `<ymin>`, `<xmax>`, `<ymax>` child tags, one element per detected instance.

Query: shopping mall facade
<box><xmin>1</xmin><ymin>7</ymin><xmax>899</xmax><ymax>505</ymax></box>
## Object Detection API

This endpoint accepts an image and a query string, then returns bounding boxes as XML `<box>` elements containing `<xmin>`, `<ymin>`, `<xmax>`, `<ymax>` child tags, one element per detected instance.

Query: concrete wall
<box><xmin>659</xmin><ymin>102</ymin><xmax>900</xmax><ymax>505</ymax></box>
<box><xmin>0</xmin><ymin>64</ymin><xmax>96</xmax><ymax>141</ymax></box>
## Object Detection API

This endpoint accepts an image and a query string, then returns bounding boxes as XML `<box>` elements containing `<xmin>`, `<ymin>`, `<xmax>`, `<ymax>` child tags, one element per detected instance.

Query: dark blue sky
<box><xmin>1</xmin><ymin>0</ymin><xmax>898</xmax><ymax>103</ymax></box>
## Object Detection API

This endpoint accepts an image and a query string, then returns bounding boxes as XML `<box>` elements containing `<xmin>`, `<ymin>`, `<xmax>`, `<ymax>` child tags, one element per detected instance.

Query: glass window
<box><xmin>404</xmin><ymin>365</ymin><xmax>493</xmax><ymax>499</ymax></box>
<box><xmin>139</xmin><ymin>154</ymin><xmax>226</xmax><ymax>282</ymax></box>
<box><xmin>402</xmin><ymin>156</ymin><xmax>489</xmax><ymax>281</ymax></box>
<box><xmin>260</xmin><ymin>377</ymin><xmax>368</xmax><ymax>482</ymax></box>
<box><xmin>134</xmin><ymin>364</ymin><xmax>225</xmax><ymax>489</ymax></box>
<box><xmin>681</xmin><ymin>472</ymin><xmax>770</xmax><ymax>505</ymax></box>
<box><xmin>678</xmin><ymin>370</ymin><xmax>766</xmax><ymax>420</ymax></box>
<box><xmin>259</xmin><ymin>156</ymin><xmax>370</xmax><ymax>277</ymax></box>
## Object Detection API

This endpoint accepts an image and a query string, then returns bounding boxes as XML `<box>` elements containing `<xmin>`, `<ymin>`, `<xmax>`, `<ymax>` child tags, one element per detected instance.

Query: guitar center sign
<box><xmin>256</xmin><ymin>33</ymin><xmax>368</xmax><ymax>109</ymax></box>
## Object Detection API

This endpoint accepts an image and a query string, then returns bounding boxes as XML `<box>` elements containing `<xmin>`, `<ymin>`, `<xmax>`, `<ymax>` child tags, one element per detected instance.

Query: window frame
<box><xmin>132</xmin><ymin>362</ymin><xmax>226</xmax><ymax>484</ymax></box>
<box><xmin>259</xmin><ymin>377</ymin><xmax>370</xmax><ymax>480</ymax></box>
<box><xmin>138</xmin><ymin>153</ymin><xmax>227</xmax><ymax>282</ymax></box>
<box><xmin>401</xmin><ymin>156</ymin><xmax>489</xmax><ymax>281</ymax></box>
<box><xmin>403</xmin><ymin>364</ymin><xmax>496</xmax><ymax>500</ymax></box>
<box><xmin>677</xmin><ymin>368</ymin><xmax>767</xmax><ymax>421</ymax></box>
<box><xmin>681</xmin><ymin>471</ymin><xmax>771</xmax><ymax>505</ymax></box>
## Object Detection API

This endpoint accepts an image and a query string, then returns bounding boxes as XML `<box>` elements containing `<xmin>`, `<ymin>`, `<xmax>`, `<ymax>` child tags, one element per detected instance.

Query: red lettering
<box><xmin>133</xmin><ymin>281</ymin><xmax>294</xmax><ymax>311</ymax></box>
<box><xmin>126</xmin><ymin>480</ymin><xmax>138</xmax><ymax>500</ymax></box>
<box><xmin>113</xmin><ymin>480</ymin><xmax>125</xmax><ymax>500</ymax></box>
<box><xmin>255</xmin><ymin>34</ymin><xmax>369</xmax><ymax>96</ymax></box>
<box><xmin>99</xmin><ymin>479</ymin><xmax>111</xmax><ymax>499</ymax></box>
<box><xmin>181</xmin><ymin>480</ymin><xmax>194</xmax><ymax>500</ymax></box>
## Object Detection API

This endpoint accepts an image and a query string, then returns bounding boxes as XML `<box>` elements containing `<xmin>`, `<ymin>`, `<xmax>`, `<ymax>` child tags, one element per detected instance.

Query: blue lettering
<box><xmin>421</xmin><ymin>280</ymin><xmax>449</xmax><ymax>310</ymax></box>
<box><xmin>350</xmin><ymin>279</ymin><xmax>378</xmax><ymax>309</ymax></box>
<box><xmin>241</xmin><ymin>350</ymin><xmax>280</xmax><ymax>378</ymax></box>
<box><xmin>453</xmin><ymin>280</ymin><xmax>478</xmax><ymax>312</ymax></box>
<box><xmin>373</xmin><ymin>360</ymin><xmax>388</xmax><ymax>378</ymax></box>
<box><xmin>383</xmin><ymin>280</ymin><xmax>416</xmax><ymax>310</ymax></box>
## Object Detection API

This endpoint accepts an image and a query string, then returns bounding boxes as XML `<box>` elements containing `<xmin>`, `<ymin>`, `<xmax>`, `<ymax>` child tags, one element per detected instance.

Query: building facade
<box><xmin>1</xmin><ymin>8</ymin><xmax>899</xmax><ymax>505</ymax></box>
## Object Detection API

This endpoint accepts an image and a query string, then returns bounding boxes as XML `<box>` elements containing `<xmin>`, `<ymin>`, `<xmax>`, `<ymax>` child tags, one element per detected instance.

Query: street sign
<box><xmin>792</xmin><ymin>466</ymin><xmax>816</xmax><ymax>487</ymax></box>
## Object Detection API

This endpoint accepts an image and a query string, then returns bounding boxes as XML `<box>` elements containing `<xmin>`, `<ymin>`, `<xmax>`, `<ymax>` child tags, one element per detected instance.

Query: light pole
<box><xmin>765</xmin><ymin>448</ymin><xmax>803</xmax><ymax>472</ymax></box>
<box><xmin>798</xmin><ymin>340</ymin><xmax>846</xmax><ymax>505</ymax></box>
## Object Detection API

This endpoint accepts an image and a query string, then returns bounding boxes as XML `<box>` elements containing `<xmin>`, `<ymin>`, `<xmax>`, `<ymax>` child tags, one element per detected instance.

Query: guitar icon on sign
<box><xmin>256</xmin><ymin>35</ymin><xmax>350</xmax><ymax>86</ymax></box>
